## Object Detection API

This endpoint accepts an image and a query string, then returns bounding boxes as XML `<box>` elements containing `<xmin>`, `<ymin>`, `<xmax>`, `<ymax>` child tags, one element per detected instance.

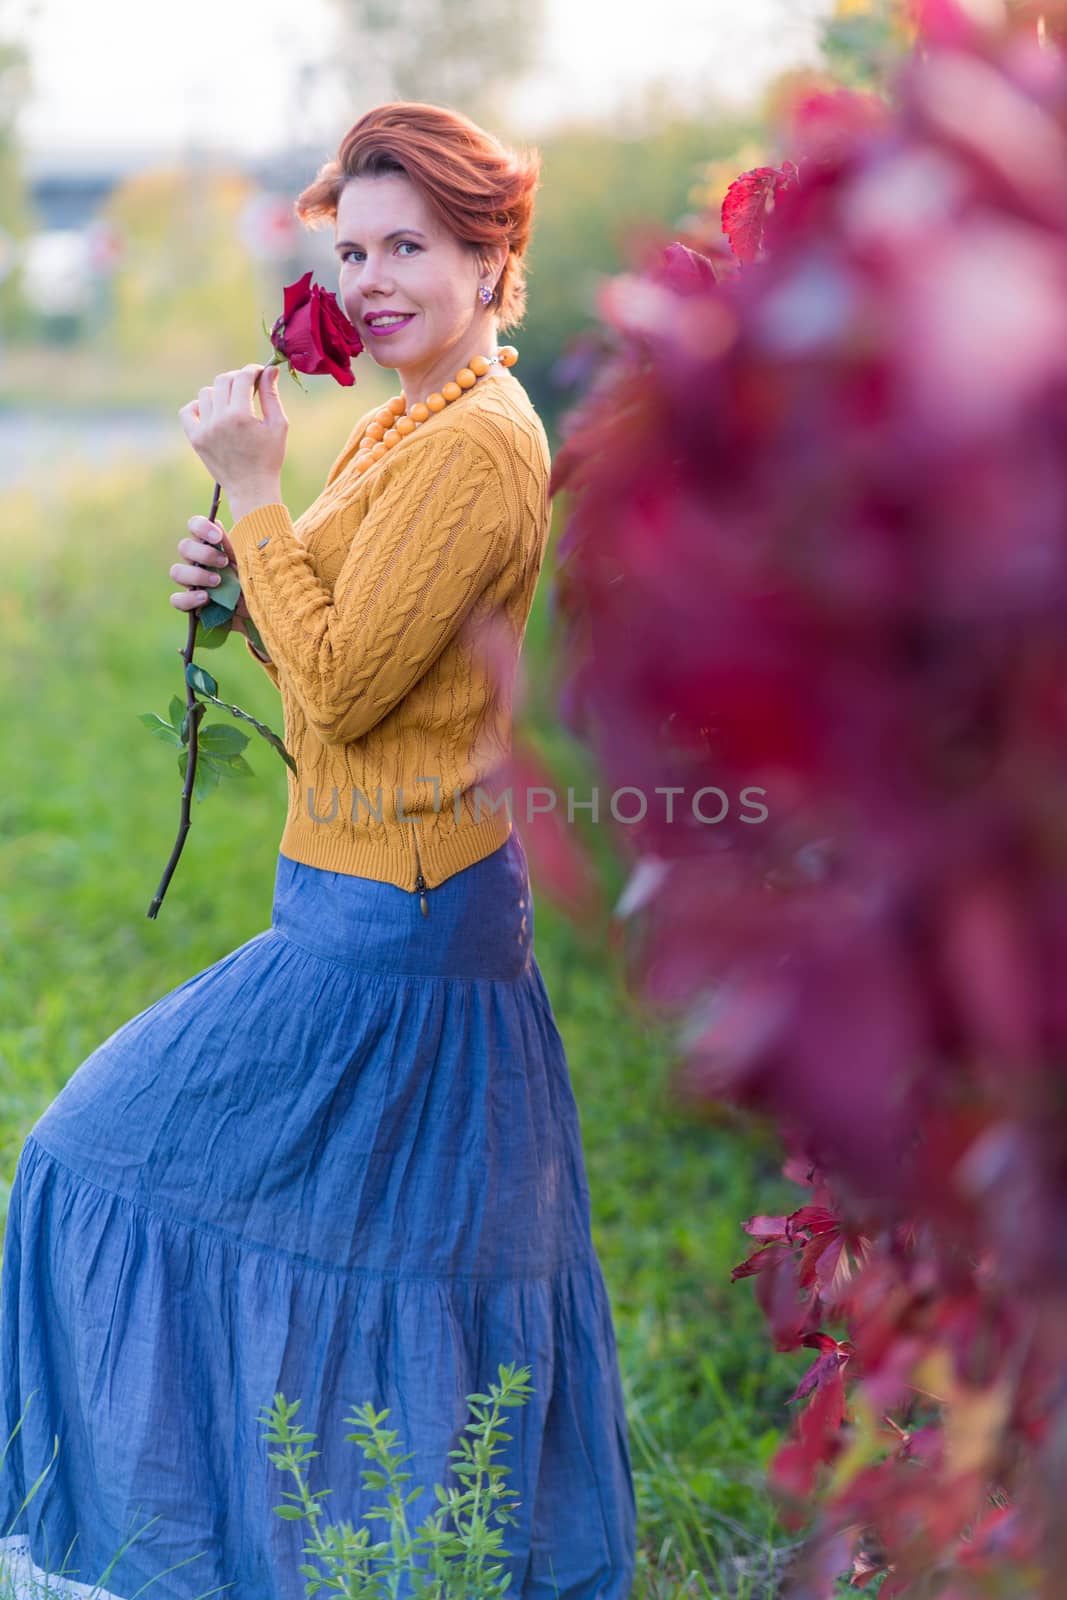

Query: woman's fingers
<box><xmin>188</xmin><ymin>514</ymin><xmax>229</xmax><ymax>551</ymax></box>
<box><xmin>170</xmin><ymin>518</ymin><xmax>243</xmax><ymax>615</ymax></box>
<box><xmin>178</xmin><ymin>534</ymin><xmax>229</xmax><ymax>567</ymax></box>
<box><xmin>170</xmin><ymin>588</ymin><xmax>210</xmax><ymax>611</ymax></box>
<box><xmin>193</xmin><ymin>515</ymin><xmax>239</xmax><ymax>567</ymax></box>
<box><xmin>169</xmin><ymin>527</ymin><xmax>229</xmax><ymax>610</ymax></box>
<box><xmin>171</xmin><ymin>559</ymin><xmax>224</xmax><ymax>587</ymax></box>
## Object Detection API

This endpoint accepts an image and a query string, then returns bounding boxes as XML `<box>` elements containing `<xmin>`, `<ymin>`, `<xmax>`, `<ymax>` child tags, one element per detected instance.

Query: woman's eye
<box><xmin>342</xmin><ymin>242</ymin><xmax>420</xmax><ymax>263</ymax></box>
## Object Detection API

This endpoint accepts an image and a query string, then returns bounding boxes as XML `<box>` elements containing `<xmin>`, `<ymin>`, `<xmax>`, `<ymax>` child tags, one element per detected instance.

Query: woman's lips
<box><xmin>365</xmin><ymin>314</ymin><xmax>416</xmax><ymax>338</ymax></box>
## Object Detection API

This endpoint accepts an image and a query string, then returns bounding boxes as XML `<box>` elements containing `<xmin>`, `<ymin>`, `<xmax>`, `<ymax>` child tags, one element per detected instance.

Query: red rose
<box><xmin>270</xmin><ymin>271</ymin><xmax>363</xmax><ymax>386</ymax></box>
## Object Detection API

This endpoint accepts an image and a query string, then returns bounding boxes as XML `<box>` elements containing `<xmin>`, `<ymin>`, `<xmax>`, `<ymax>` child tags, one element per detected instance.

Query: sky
<box><xmin>8</xmin><ymin>0</ymin><xmax>833</xmax><ymax>159</ymax></box>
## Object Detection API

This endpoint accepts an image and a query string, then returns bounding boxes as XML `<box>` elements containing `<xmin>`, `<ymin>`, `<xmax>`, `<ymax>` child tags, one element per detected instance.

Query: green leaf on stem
<box><xmin>187</xmin><ymin>685</ymin><xmax>297</xmax><ymax>775</ymax></box>
<box><xmin>138</xmin><ymin>712</ymin><xmax>182</xmax><ymax>747</ymax></box>
<box><xmin>208</xmin><ymin>565</ymin><xmax>243</xmax><ymax>613</ymax></box>
<box><xmin>194</xmin><ymin>618</ymin><xmax>231</xmax><ymax>648</ymax></box>
<box><xmin>177</xmin><ymin>747</ymin><xmax>222</xmax><ymax>803</ymax></box>
<box><xmin>186</xmin><ymin>662</ymin><xmax>218</xmax><ymax>698</ymax></box>
<box><xmin>199</xmin><ymin>723</ymin><xmax>250</xmax><ymax>756</ymax></box>
<box><xmin>244</xmin><ymin>616</ymin><xmax>268</xmax><ymax>656</ymax></box>
<box><xmin>210</xmin><ymin>752</ymin><xmax>255</xmax><ymax>778</ymax></box>
<box><xmin>174</xmin><ymin>746</ymin><xmax>253</xmax><ymax>792</ymax></box>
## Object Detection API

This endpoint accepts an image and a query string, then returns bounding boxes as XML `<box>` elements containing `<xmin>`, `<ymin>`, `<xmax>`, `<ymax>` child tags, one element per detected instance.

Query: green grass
<box><xmin>0</xmin><ymin>395</ymin><xmax>816</xmax><ymax>1598</ymax></box>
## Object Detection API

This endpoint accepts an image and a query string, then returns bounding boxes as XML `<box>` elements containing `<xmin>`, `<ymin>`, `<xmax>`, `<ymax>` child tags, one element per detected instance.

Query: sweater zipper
<box><xmin>412</xmin><ymin>830</ymin><xmax>429</xmax><ymax>918</ymax></box>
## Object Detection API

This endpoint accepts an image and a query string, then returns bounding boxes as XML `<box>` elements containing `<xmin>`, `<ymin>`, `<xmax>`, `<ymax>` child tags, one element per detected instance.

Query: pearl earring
<box><xmin>478</xmin><ymin>285</ymin><xmax>494</xmax><ymax>306</ymax></box>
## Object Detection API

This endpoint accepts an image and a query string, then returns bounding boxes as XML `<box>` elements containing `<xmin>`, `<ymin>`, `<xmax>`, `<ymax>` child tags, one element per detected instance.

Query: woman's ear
<box><xmin>477</xmin><ymin>244</ymin><xmax>509</xmax><ymax>291</ymax></box>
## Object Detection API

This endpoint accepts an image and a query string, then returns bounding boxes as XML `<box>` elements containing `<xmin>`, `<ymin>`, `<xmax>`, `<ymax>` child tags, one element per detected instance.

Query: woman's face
<box><xmin>334</xmin><ymin>172</ymin><xmax>499</xmax><ymax>383</ymax></box>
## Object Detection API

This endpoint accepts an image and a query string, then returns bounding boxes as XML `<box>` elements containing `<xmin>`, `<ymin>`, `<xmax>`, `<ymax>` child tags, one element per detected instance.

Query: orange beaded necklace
<box><xmin>352</xmin><ymin>345</ymin><xmax>519</xmax><ymax>475</ymax></box>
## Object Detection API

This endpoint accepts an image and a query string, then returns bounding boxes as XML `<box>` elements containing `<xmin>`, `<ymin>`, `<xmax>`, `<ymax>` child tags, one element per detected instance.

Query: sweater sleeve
<box><xmin>239</xmin><ymin>405</ymin><xmax>382</xmax><ymax>691</ymax></box>
<box><xmin>226</xmin><ymin>430</ymin><xmax>509</xmax><ymax>746</ymax></box>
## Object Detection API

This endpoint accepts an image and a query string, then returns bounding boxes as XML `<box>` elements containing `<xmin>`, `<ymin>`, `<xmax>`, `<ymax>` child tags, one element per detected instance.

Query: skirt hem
<box><xmin>0</xmin><ymin>1535</ymin><xmax>127</xmax><ymax>1600</ymax></box>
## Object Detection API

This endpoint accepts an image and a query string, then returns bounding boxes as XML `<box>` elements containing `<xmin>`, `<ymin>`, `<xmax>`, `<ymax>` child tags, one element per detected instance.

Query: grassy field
<box><xmin>0</xmin><ymin>382</ymin><xmax>816</xmax><ymax>1597</ymax></box>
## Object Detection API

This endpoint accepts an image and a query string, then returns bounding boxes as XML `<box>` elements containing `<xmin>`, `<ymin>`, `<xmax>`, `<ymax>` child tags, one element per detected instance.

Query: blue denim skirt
<box><xmin>0</xmin><ymin>830</ymin><xmax>637</xmax><ymax>1599</ymax></box>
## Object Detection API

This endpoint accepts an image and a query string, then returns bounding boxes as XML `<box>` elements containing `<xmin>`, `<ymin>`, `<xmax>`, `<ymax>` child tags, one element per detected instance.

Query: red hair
<box><xmin>295</xmin><ymin>102</ymin><xmax>542</xmax><ymax>334</ymax></box>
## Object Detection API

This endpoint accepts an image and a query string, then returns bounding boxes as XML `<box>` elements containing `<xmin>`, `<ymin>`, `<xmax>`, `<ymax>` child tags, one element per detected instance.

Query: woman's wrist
<box><xmin>228</xmin><ymin>482</ymin><xmax>284</xmax><ymax>525</ymax></box>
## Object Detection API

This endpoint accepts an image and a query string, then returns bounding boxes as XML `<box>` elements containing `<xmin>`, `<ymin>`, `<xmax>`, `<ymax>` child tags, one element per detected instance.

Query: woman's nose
<box><xmin>359</xmin><ymin>257</ymin><xmax>395</xmax><ymax>295</ymax></box>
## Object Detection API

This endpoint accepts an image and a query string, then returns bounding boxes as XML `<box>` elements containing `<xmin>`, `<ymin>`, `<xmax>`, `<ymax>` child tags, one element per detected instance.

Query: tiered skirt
<box><xmin>0</xmin><ymin>830</ymin><xmax>637</xmax><ymax>1598</ymax></box>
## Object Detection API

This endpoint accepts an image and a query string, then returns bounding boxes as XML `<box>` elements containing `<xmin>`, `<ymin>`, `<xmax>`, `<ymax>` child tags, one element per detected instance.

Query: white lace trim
<box><xmin>0</xmin><ymin>1536</ymin><xmax>125</xmax><ymax>1600</ymax></box>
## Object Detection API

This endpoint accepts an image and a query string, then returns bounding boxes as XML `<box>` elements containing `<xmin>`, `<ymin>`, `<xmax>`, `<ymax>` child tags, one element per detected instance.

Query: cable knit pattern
<box><xmin>226</xmin><ymin>371</ymin><xmax>551</xmax><ymax>896</ymax></box>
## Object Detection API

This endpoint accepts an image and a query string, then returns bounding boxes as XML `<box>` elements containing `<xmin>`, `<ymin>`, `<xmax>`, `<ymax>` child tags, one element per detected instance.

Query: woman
<box><xmin>0</xmin><ymin>103</ymin><xmax>637</xmax><ymax>1598</ymax></box>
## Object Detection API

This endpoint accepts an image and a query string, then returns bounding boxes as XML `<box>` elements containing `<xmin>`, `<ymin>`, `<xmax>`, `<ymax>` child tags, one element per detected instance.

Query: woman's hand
<box><xmin>169</xmin><ymin>516</ymin><xmax>254</xmax><ymax>639</ymax></box>
<box><xmin>177</xmin><ymin>362</ymin><xmax>288</xmax><ymax>504</ymax></box>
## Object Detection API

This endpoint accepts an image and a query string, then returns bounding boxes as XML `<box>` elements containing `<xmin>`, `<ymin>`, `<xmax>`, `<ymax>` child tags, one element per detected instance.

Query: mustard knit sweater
<box><xmin>226</xmin><ymin>369</ymin><xmax>551</xmax><ymax>902</ymax></box>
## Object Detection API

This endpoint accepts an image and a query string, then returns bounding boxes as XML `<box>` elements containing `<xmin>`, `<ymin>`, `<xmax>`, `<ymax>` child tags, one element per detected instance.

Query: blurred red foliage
<box><xmin>548</xmin><ymin>0</ymin><xmax>1067</xmax><ymax>1592</ymax></box>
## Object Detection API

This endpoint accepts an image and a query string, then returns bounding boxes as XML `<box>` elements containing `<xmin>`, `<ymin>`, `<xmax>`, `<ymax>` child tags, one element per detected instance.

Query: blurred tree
<box><xmin>96</xmin><ymin>167</ymin><xmax>262</xmax><ymax>379</ymax></box>
<box><xmin>327</xmin><ymin>0</ymin><xmax>545</xmax><ymax>129</ymax></box>
<box><xmin>819</xmin><ymin>0</ymin><xmax>916</xmax><ymax>91</ymax></box>
<box><xmin>0</xmin><ymin>33</ymin><xmax>42</xmax><ymax>345</ymax></box>
<box><xmin>515</xmin><ymin>106</ymin><xmax>756</xmax><ymax>438</ymax></box>
<box><xmin>818</xmin><ymin>0</ymin><xmax>1056</xmax><ymax>95</ymax></box>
